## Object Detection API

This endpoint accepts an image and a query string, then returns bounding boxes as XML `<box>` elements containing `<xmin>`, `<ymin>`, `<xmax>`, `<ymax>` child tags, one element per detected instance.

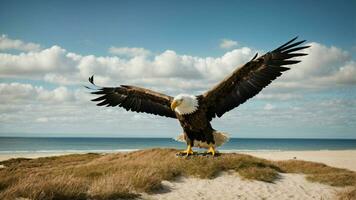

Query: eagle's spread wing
<box><xmin>87</xmin><ymin>76</ymin><xmax>176</xmax><ymax>118</ymax></box>
<box><xmin>202</xmin><ymin>37</ymin><xmax>310</xmax><ymax>120</ymax></box>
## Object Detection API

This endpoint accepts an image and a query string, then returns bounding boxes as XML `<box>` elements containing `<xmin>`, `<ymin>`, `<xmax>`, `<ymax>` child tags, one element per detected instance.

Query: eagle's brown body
<box><xmin>88</xmin><ymin>37</ymin><xmax>310</xmax><ymax>154</ymax></box>
<box><xmin>176</xmin><ymin>97</ymin><xmax>215</xmax><ymax>146</ymax></box>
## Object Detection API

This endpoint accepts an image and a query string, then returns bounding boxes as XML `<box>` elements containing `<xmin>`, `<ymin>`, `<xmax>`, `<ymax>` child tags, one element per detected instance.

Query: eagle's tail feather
<box><xmin>174</xmin><ymin>131</ymin><xmax>230</xmax><ymax>149</ymax></box>
<box><xmin>213</xmin><ymin>131</ymin><xmax>230</xmax><ymax>147</ymax></box>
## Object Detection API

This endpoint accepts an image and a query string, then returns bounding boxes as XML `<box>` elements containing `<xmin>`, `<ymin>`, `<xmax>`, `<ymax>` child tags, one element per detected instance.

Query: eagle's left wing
<box><xmin>202</xmin><ymin>37</ymin><xmax>310</xmax><ymax>120</ymax></box>
<box><xmin>87</xmin><ymin>76</ymin><xmax>177</xmax><ymax>118</ymax></box>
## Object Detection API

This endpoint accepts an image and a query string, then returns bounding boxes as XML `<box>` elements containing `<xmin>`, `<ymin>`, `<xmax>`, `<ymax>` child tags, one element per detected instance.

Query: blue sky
<box><xmin>1</xmin><ymin>0</ymin><xmax>355</xmax><ymax>56</ymax></box>
<box><xmin>0</xmin><ymin>0</ymin><xmax>355</xmax><ymax>138</ymax></box>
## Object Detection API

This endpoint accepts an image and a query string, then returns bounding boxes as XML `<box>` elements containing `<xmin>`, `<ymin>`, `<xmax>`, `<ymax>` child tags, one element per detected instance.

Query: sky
<box><xmin>0</xmin><ymin>0</ymin><xmax>355</xmax><ymax>138</ymax></box>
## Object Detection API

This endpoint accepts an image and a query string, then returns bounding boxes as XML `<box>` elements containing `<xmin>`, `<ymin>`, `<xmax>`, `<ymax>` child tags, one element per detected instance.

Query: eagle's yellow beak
<box><xmin>171</xmin><ymin>100</ymin><xmax>181</xmax><ymax>111</ymax></box>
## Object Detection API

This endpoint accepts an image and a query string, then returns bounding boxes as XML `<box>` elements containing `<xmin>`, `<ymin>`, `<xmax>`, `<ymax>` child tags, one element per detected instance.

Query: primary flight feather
<box><xmin>88</xmin><ymin>37</ymin><xmax>310</xmax><ymax>156</ymax></box>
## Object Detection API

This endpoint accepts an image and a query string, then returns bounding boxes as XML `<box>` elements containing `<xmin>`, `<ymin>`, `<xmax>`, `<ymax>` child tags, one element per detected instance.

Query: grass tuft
<box><xmin>239</xmin><ymin>167</ymin><xmax>279</xmax><ymax>182</ymax></box>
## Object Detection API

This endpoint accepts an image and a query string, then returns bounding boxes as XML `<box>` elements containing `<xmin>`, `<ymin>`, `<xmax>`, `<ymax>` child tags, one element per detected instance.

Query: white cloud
<box><xmin>38</xmin><ymin>86</ymin><xmax>75</xmax><ymax>102</ymax></box>
<box><xmin>318</xmin><ymin>61</ymin><xmax>356</xmax><ymax>85</ymax></box>
<box><xmin>0</xmin><ymin>83</ymin><xmax>75</xmax><ymax>104</ymax></box>
<box><xmin>263</xmin><ymin>103</ymin><xmax>275</xmax><ymax>110</ymax></box>
<box><xmin>36</xmin><ymin>117</ymin><xmax>49</xmax><ymax>123</ymax></box>
<box><xmin>0</xmin><ymin>45</ymin><xmax>76</xmax><ymax>78</ymax></box>
<box><xmin>220</xmin><ymin>39</ymin><xmax>238</xmax><ymax>49</ymax></box>
<box><xmin>0</xmin><ymin>82</ymin><xmax>38</xmax><ymax>103</ymax></box>
<box><xmin>267</xmin><ymin>42</ymin><xmax>356</xmax><ymax>90</ymax></box>
<box><xmin>284</xmin><ymin>42</ymin><xmax>349</xmax><ymax>79</ymax></box>
<box><xmin>257</xmin><ymin>93</ymin><xmax>303</xmax><ymax>100</ymax></box>
<box><xmin>0</xmin><ymin>34</ymin><xmax>41</xmax><ymax>52</ymax></box>
<box><xmin>108</xmin><ymin>46</ymin><xmax>151</xmax><ymax>57</ymax></box>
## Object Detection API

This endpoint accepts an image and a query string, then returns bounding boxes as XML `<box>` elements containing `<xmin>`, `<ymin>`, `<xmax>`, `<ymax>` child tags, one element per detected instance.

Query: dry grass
<box><xmin>0</xmin><ymin>148</ymin><xmax>355</xmax><ymax>200</ymax></box>
<box><xmin>238</xmin><ymin>167</ymin><xmax>279</xmax><ymax>183</ymax></box>
<box><xmin>339</xmin><ymin>187</ymin><xmax>356</xmax><ymax>200</ymax></box>
<box><xmin>276</xmin><ymin>160</ymin><xmax>356</xmax><ymax>187</ymax></box>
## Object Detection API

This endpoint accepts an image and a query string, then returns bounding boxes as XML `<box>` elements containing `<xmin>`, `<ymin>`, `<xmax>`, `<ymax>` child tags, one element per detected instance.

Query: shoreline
<box><xmin>1</xmin><ymin>149</ymin><xmax>356</xmax><ymax>171</ymax></box>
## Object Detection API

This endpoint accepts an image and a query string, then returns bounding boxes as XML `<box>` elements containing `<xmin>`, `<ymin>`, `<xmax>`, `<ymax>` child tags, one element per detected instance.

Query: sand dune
<box><xmin>1</xmin><ymin>150</ymin><xmax>355</xmax><ymax>200</ymax></box>
<box><xmin>144</xmin><ymin>172</ymin><xmax>341</xmax><ymax>200</ymax></box>
<box><xmin>142</xmin><ymin>150</ymin><xmax>355</xmax><ymax>200</ymax></box>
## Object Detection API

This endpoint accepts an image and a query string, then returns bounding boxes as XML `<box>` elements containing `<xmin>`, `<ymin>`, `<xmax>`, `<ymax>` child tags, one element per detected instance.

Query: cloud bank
<box><xmin>0</xmin><ymin>35</ymin><xmax>355</xmax><ymax>137</ymax></box>
<box><xmin>0</xmin><ymin>39</ymin><xmax>355</xmax><ymax>94</ymax></box>
<box><xmin>0</xmin><ymin>34</ymin><xmax>41</xmax><ymax>52</ymax></box>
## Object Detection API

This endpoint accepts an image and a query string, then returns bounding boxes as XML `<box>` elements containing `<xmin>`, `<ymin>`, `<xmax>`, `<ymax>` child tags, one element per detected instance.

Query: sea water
<box><xmin>0</xmin><ymin>137</ymin><xmax>356</xmax><ymax>155</ymax></box>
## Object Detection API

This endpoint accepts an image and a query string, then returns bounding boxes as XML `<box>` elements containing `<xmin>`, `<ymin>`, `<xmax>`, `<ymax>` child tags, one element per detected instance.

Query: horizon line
<box><xmin>0</xmin><ymin>136</ymin><xmax>356</xmax><ymax>140</ymax></box>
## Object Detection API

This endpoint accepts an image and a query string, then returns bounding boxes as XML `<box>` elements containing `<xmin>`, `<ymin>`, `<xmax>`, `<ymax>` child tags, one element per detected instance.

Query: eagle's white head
<box><xmin>171</xmin><ymin>94</ymin><xmax>199</xmax><ymax>115</ymax></box>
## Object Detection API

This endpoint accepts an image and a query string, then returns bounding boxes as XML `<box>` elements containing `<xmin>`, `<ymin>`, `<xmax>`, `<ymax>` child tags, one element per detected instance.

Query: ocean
<box><xmin>0</xmin><ymin>137</ymin><xmax>356</xmax><ymax>155</ymax></box>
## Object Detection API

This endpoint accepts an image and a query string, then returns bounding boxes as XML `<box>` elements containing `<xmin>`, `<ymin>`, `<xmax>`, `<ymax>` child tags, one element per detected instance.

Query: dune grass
<box><xmin>0</xmin><ymin>148</ymin><xmax>355</xmax><ymax>200</ymax></box>
<box><xmin>276</xmin><ymin>160</ymin><xmax>356</xmax><ymax>200</ymax></box>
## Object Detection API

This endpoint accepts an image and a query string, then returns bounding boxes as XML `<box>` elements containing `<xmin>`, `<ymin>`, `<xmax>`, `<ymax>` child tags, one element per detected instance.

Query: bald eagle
<box><xmin>87</xmin><ymin>37</ymin><xmax>309</xmax><ymax>156</ymax></box>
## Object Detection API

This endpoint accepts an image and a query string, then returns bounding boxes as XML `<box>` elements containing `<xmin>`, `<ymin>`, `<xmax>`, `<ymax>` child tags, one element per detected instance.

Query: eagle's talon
<box><xmin>177</xmin><ymin>145</ymin><xmax>194</xmax><ymax>156</ymax></box>
<box><xmin>206</xmin><ymin>146</ymin><xmax>216</xmax><ymax>156</ymax></box>
<box><xmin>177</xmin><ymin>150</ymin><xmax>194</xmax><ymax>156</ymax></box>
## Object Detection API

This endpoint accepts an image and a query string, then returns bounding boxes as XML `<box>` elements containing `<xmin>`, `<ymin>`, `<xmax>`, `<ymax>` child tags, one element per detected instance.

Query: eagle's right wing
<box><xmin>202</xmin><ymin>37</ymin><xmax>310</xmax><ymax>120</ymax></box>
<box><xmin>87</xmin><ymin>76</ymin><xmax>177</xmax><ymax>118</ymax></box>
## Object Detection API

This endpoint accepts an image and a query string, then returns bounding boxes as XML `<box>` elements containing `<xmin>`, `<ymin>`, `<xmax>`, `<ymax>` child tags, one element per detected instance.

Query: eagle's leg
<box><xmin>179</xmin><ymin>144</ymin><xmax>194</xmax><ymax>156</ymax></box>
<box><xmin>207</xmin><ymin>145</ymin><xmax>216</xmax><ymax>156</ymax></box>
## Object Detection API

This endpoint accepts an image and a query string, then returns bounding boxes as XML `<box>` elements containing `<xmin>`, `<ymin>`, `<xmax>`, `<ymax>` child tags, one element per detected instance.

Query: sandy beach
<box><xmin>1</xmin><ymin>150</ymin><xmax>355</xmax><ymax>200</ymax></box>
<box><xmin>0</xmin><ymin>152</ymin><xmax>77</xmax><ymax>162</ymax></box>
